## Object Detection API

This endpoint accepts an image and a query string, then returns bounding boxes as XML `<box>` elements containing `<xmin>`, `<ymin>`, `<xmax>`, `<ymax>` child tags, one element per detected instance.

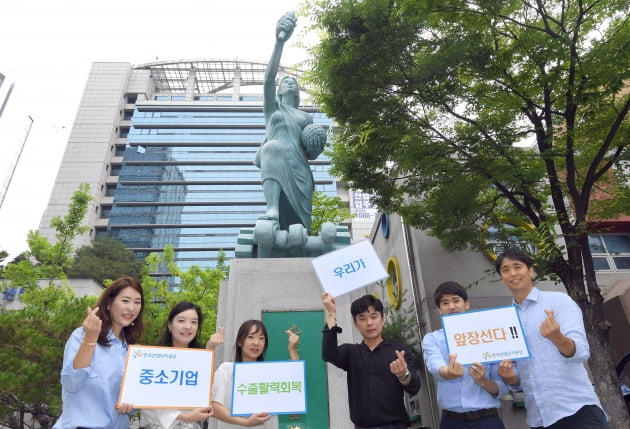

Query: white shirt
<box><xmin>212</xmin><ymin>362</ymin><xmax>278</xmax><ymax>429</ymax></box>
<box><xmin>141</xmin><ymin>408</ymin><xmax>203</xmax><ymax>429</ymax></box>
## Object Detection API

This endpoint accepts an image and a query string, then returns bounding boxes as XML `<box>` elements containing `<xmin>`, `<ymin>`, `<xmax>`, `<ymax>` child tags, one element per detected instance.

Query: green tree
<box><xmin>310</xmin><ymin>190</ymin><xmax>353</xmax><ymax>235</ymax></box>
<box><xmin>0</xmin><ymin>184</ymin><xmax>94</xmax><ymax>428</ymax></box>
<box><xmin>66</xmin><ymin>235</ymin><xmax>144</xmax><ymax>283</ymax></box>
<box><xmin>304</xmin><ymin>0</ymin><xmax>629</xmax><ymax>424</ymax></box>
<box><xmin>0</xmin><ymin>250</ymin><xmax>7</xmax><ymax>277</ymax></box>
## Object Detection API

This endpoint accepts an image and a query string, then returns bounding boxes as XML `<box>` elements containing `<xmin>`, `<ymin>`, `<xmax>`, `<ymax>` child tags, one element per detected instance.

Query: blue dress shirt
<box><xmin>53</xmin><ymin>327</ymin><xmax>130</xmax><ymax>429</ymax></box>
<box><xmin>513</xmin><ymin>287</ymin><xmax>605</xmax><ymax>427</ymax></box>
<box><xmin>423</xmin><ymin>328</ymin><xmax>508</xmax><ymax>412</ymax></box>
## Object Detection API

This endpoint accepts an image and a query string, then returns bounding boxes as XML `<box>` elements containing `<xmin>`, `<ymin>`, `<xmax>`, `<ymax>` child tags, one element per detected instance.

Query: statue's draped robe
<box><xmin>254</xmin><ymin>99</ymin><xmax>317</xmax><ymax>231</ymax></box>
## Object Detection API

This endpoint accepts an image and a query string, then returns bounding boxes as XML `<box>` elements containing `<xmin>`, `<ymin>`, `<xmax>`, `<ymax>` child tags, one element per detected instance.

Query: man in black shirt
<box><xmin>322</xmin><ymin>293</ymin><xmax>421</xmax><ymax>429</ymax></box>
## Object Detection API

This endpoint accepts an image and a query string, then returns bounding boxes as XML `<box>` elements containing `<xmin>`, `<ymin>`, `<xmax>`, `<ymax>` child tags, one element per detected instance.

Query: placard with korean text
<box><xmin>311</xmin><ymin>239</ymin><xmax>388</xmax><ymax>297</ymax></box>
<box><xmin>118</xmin><ymin>345</ymin><xmax>213</xmax><ymax>408</ymax></box>
<box><xmin>441</xmin><ymin>305</ymin><xmax>530</xmax><ymax>365</ymax></box>
<box><xmin>231</xmin><ymin>360</ymin><xmax>306</xmax><ymax>416</ymax></box>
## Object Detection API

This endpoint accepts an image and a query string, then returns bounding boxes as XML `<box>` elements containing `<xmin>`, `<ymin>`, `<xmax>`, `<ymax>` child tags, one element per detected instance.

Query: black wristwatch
<box><xmin>398</xmin><ymin>369</ymin><xmax>411</xmax><ymax>382</ymax></box>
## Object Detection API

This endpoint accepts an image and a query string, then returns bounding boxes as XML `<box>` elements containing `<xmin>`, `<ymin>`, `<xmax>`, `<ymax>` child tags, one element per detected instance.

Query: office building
<box><xmin>39</xmin><ymin>60</ymin><xmax>345</xmax><ymax>270</ymax></box>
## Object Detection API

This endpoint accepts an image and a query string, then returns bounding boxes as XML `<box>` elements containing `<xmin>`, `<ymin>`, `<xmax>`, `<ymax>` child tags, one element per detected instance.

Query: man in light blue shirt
<box><xmin>496</xmin><ymin>247</ymin><xmax>609</xmax><ymax>429</ymax></box>
<box><xmin>423</xmin><ymin>281</ymin><xmax>508</xmax><ymax>429</ymax></box>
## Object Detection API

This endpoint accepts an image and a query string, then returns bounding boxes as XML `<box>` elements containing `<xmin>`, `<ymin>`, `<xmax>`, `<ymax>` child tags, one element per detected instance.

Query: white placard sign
<box><xmin>441</xmin><ymin>305</ymin><xmax>530</xmax><ymax>365</ymax></box>
<box><xmin>231</xmin><ymin>360</ymin><xmax>306</xmax><ymax>416</ymax></box>
<box><xmin>118</xmin><ymin>345</ymin><xmax>213</xmax><ymax>408</ymax></box>
<box><xmin>311</xmin><ymin>239</ymin><xmax>389</xmax><ymax>297</ymax></box>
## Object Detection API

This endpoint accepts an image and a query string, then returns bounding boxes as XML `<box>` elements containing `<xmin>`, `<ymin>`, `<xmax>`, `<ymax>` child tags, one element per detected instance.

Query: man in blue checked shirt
<box><xmin>423</xmin><ymin>281</ymin><xmax>508</xmax><ymax>429</ymax></box>
<box><xmin>496</xmin><ymin>247</ymin><xmax>609</xmax><ymax>429</ymax></box>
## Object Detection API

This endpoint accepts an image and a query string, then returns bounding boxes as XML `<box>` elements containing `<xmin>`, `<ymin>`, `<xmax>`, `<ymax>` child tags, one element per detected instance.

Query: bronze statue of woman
<box><xmin>254</xmin><ymin>11</ymin><xmax>327</xmax><ymax>233</ymax></box>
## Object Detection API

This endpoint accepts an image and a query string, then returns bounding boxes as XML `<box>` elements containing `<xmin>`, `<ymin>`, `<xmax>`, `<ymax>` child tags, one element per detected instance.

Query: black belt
<box><xmin>355</xmin><ymin>424</ymin><xmax>408</xmax><ymax>429</ymax></box>
<box><xmin>442</xmin><ymin>408</ymin><xmax>499</xmax><ymax>421</ymax></box>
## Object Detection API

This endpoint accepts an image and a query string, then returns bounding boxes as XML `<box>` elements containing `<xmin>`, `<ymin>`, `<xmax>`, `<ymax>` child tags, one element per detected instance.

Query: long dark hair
<box><xmin>234</xmin><ymin>319</ymin><xmax>268</xmax><ymax>362</ymax></box>
<box><xmin>94</xmin><ymin>277</ymin><xmax>144</xmax><ymax>346</ymax></box>
<box><xmin>157</xmin><ymin>301</ymin><xmax>203</xmax><ymax>348</ymax></box>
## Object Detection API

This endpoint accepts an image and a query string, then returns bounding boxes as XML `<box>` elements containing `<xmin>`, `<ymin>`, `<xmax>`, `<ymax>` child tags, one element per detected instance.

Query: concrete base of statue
<box><xmin>211</xmin><ymin>257</ymin><xmax>366</xmax><ymax>429</ymax></box>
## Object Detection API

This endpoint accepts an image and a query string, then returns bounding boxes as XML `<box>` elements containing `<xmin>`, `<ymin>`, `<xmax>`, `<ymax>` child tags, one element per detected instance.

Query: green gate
<box><xmin>262</xmin><ymin>310</ymin><xmax>330</xmax><ymax>429</ymax></box>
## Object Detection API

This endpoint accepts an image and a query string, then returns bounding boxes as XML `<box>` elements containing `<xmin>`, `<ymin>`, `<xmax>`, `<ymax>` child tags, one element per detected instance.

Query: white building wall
<box><xmin>39</xmin><ymin>63</ymin><xmax>134</xmax><ymax>250</ymax></box>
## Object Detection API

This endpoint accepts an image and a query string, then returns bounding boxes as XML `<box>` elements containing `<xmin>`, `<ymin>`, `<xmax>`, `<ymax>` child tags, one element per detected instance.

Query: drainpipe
<box><xmin>401</xmin><ymin>218</ymin><xmax>440</xmax><ymax>429</ymax></box>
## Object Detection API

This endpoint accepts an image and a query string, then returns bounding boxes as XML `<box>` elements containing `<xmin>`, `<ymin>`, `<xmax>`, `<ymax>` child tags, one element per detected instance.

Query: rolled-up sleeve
<box><xmin>556</xmin><ymin>295</ymin><xmax>590</xmax><ymax>362</ymax></box>
<box><xmin>60</xmin><ymin>328</ymin><xmax>93</xmax><ymax>392</ymax></box>
<box><xmin>422</xmin><ymin>331</ymin><xmax>447</xmax><ymax>380</ymax></box>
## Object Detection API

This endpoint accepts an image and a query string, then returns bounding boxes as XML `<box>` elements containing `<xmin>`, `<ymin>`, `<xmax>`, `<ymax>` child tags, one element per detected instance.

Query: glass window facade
<box><xmin>589</xmin><ymin>234</ymin><xmax>630</xmax><ymax>272</ymax></box>
<box><xmin>106</xmin><ymin>104</ymin><xmax>336</xmax><ymax>269</ymax></box>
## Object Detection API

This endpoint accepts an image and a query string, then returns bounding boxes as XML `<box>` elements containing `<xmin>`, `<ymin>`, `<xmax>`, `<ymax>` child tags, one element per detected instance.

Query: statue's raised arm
<box><xmin>263</xmin><ymin>11</ymin><xmax>297</xmax><ymax>110</ymax></box>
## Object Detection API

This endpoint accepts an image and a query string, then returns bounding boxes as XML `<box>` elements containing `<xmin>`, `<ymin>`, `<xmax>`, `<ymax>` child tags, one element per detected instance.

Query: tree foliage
<box><xmin>310</xmin><ymin>190</ymin><xmax>353</xmax><ymax>235</ymax></box>
<box><xmin>303</xmin><ymin>0</ymin><xmax>630</xmax><ymax>425</ymax></box>
<box><xmin>0</xmin><ymin>191</ymin><xmax>225</xmax><ymax>428</ymax></box>
<box><xmin>379</xmin><ymin>288</ymin><xmax>423</xmax><ymax>369</ymax></box>
<box><xmin>0</xmin><ymin>183</ymin><xmax>94</xmax><ymax>428</ymax></box>
<box><xmin>66</xmin><ymin>235</ymin><xmax>144</xmax><ymax>283</ymax></box>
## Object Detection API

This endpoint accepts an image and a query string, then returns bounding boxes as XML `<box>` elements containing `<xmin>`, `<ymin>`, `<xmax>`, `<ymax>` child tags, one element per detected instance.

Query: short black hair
<box><xmin>434</xmin><ymin>281</ymin><xmax>468</xmax><ymax>307</ymax></box>
<box><xmin>495</xmin><ymin>247</ymin><xmax>534</xmax><ymax>274</ymax></box>
<box><xmin>350</xmin><ymin>294</ymin><xmax>384</xmax><ymax>320</ymax></box>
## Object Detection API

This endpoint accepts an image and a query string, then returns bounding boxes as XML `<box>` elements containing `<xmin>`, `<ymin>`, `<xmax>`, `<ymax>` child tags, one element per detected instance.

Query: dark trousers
<box><xmin>440</xmin><ymin>414</ymin><xmax>505</xmax><ymax>429</ymax></box>
<box><xmin>531</xmin><ymin>405</ymin><xmax>609</xmax><ymax>429</ymax></box>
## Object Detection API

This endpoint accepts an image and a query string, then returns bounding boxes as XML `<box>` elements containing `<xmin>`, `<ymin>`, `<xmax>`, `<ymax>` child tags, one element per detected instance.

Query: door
<box><xmin>262</xmin><ymin>310</ymin><xmax>330</xmax><ymax>429</ymax></box>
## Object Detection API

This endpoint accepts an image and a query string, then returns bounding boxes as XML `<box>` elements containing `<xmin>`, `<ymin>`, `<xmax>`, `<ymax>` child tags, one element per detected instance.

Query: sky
<box><xmin>0</xmin><ymin>0</ymin><xmax>311</xmax><ymax>260</ymax></box>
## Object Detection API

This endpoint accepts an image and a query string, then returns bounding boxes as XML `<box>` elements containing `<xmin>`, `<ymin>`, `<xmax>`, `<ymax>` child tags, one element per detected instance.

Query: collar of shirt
<box><xmin>359</xmin><ymin>338</ymin><xmax>387</xmax><ymax>351</ymax></box>
<box><xmin>511</xmin><ymin>286</ymin><xmax>541</xmax><ymax>306</ymax></box>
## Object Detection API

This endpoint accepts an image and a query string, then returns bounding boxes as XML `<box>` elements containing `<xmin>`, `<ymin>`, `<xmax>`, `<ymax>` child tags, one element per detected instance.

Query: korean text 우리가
<box><xmin>333</xmin><ymin>258</ymin><xmax>366</xmax><ymax>278</ymax></box>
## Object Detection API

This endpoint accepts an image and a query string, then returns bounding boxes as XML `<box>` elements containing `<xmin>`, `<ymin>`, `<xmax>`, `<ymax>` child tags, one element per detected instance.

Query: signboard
<box><xmin>118</xmin><ymin>345</ymin><xmax>213</xmax><ymax>408</ymax></box>
<box><xmin>311</xmin><ymin>239</ymin><xmax>388</xmax><ymax>297</ymax></box>
<box><xmin>441</xmin><ymin>305</ymin><xmax>530</xmax><ymax>365</ymax></box>
<box><xmin>350</xmin><ymin>190</ymin><xmax>377</xmax><ymax>223</ymax></box>
<box><xmin>231</xmin><ymin>360</ymin><xmax>306</xmax><ymax>416</ymax></box>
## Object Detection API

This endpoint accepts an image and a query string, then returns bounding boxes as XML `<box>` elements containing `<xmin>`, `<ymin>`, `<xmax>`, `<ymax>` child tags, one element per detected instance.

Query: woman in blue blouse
<box><xmin>53</xmin><ymin>277</ymin><xmax>145</xmax><ymax>429</ymax></box>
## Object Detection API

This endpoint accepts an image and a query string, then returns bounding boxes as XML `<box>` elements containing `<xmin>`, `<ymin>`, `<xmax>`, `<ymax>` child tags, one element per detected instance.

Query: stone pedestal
<box><xmin>211</xmin><ymin>257</ymin><xmax>366</xmax><ymax>429</ymax></box>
